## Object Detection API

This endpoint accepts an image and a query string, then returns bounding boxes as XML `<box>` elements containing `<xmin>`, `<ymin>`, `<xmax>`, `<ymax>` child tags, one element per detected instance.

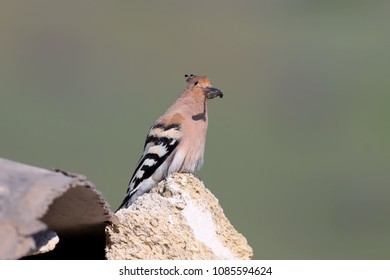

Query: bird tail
<box><xmin>115</xmin><ymin>176</ymin><xmax>159</xmax><ymax>212</ymax></box>
<box><xmin>115</xmin><ymin>196</ymin><xmax>130</xmax><ymax>212</ymax></box>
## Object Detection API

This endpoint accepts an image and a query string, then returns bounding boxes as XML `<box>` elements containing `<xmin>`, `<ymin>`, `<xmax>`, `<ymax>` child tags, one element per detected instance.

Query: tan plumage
<box><xmin>117</xmin><ymin>74</ymin><xmax>223</xmax><ymax>210</ymax></box>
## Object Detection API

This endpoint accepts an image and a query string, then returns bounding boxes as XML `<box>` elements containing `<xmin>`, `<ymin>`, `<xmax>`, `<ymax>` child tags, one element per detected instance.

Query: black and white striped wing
<box><xmin>117</xmin><ymin>123</ymin><xmax>181</xmax><ymax>210</ymax></box>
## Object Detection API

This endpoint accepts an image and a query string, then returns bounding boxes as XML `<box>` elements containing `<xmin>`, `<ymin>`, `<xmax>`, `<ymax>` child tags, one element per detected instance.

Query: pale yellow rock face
<box><xmin>106</xmin><ymin>173</ymin><xmax>253</xmax><ymax>260</ymax></box>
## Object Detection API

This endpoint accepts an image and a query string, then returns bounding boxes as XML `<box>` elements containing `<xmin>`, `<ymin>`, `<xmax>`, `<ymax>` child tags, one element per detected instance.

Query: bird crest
<box><xmin>184</xmin><ymin>74</ymin><xmax>197</xmax><ymax>82</ymax></box>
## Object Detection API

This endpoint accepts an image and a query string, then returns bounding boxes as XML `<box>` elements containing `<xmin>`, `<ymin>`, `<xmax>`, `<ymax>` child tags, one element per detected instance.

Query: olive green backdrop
<box><xmin>1</xmin><ymin>1</ymin><xmax>389</xmax><ymax>259</ymax></box>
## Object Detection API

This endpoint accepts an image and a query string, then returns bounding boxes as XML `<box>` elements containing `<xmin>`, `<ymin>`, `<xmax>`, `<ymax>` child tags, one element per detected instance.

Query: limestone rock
<box><xmin>106</xmin><ymin>173</ymin><xmax>253</xmax><ymax>260</ymax></box>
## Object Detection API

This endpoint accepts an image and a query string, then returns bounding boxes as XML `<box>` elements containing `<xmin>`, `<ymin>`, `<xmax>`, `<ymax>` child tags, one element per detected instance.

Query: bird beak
<box><xmin>205</xmin><ymin>87</ymin><xmax>223</xmax><ymax>99</ymax></box>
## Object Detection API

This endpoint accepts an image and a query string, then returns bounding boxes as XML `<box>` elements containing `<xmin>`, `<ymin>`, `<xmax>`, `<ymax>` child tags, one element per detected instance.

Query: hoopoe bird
<box><xmin>116</xmin><ymin>74</ymin><xmax>223</xmax><ymax>211</ymax></box>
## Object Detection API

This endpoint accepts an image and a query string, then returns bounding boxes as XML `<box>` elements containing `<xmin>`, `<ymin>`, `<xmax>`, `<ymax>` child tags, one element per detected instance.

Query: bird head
<box><xmin>184</xmin><ymin>74</ymin><xmax>223</xmax><ymax>100</ymax></box>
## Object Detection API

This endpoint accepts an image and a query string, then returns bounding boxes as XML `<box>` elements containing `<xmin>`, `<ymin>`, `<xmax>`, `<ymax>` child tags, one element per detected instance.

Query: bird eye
<box><xmin>194</xmin><ymin>81</ymin><xmax>199</xmax><ymax>86</ymax></box>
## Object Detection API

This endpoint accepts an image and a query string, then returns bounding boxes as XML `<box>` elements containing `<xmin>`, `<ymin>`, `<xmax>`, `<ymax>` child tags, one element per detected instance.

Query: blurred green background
<box><xmin>1</xmin><ymin>1</ymin><xmax>389</xmax><ymax>259</ymax></box>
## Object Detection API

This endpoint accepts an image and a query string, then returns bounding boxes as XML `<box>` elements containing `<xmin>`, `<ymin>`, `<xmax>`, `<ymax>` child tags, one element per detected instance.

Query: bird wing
<box><xmin>117</xmin><ymin>122</ymin><xmax>182</xmax><ymax>209</ymax></box>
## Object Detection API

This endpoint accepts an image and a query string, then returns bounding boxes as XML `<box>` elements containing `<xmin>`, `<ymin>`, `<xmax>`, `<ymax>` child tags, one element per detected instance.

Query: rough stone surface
<box><xmin>28</xmin><ymin>230</ymin><xmax>59</xmax><ymax>256</ymax></box>
<box><xmin>106</xmin><ymin>173</ymin><xmax>253</xmax><ymax>260</ymax></box>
